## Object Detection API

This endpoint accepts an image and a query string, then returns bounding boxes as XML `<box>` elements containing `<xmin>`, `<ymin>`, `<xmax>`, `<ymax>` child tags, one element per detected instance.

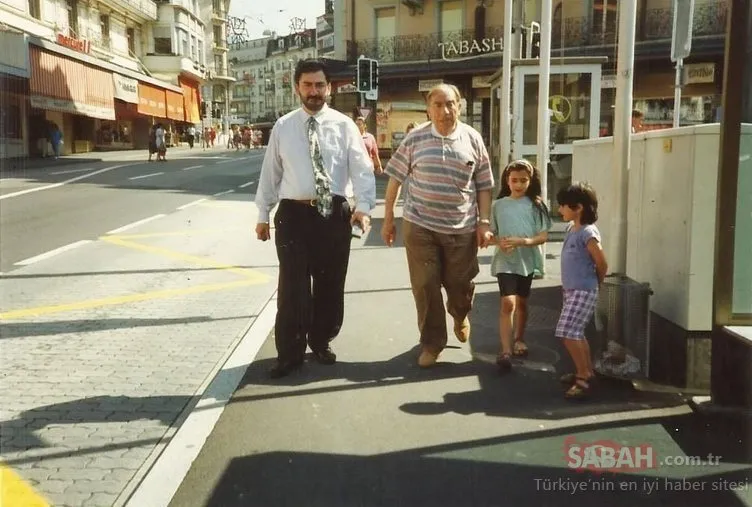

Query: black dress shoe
<box><xmin>310</xmin><ymin>347</ymin><xmax>337</xmax><ymax>365</ymax></box>
<box><xmin>269</xmin><ymin>359</ymin><xmax>303</xmax><ymax>379</ymax></box>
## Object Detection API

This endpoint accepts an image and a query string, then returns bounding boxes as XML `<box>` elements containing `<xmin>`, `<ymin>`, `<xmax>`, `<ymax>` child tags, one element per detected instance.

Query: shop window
<box><xmin>96</xmin><ymin>121</ymin><xmax>132</xmax><ymax>146</ymax></box>
<box><xmin>1</xmin><ymin>104</ymin><xmax>22</xmax><ymax>139</ymax></box>
<box><xmin>592</xmin><ymin>0</ymin><xmax>617</xmax><ymax>42</ymax></box>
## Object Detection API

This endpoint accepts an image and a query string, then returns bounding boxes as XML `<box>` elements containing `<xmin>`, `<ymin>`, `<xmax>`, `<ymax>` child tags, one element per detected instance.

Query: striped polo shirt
<box><xmin>385</xmin><ymin>121</ymin><xmax>495</xmax><ymax>234</ymax></box>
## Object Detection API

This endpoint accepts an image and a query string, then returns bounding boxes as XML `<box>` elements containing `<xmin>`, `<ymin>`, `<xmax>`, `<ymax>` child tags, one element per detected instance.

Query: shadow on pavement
<box><xmin>0</xmin><ymin>314</ymin><xmax>255</xmax><ymax>339</ymax></box>
<box><xmin>202</xmin><ymin>414</ymin><xmax>751</xmax><ymax>507</ymax></box>
<box><xmin>0</xmin><ymin>395</ymin><xmax>192</xmax><ymax>454</ymax></box>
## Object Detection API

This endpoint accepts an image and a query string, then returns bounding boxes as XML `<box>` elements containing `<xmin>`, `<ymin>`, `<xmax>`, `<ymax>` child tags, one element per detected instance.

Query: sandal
<box><xmin>496</xmin><ymin>353</ymin><xmax>512</xmax><ymax>374</ymax></box>
<box><xmin>512</xmin><ymin>340</ymin><xmax>529</xmax><ymax>358</ymax></box>
<box><xmin>560</xmin><ymin>373</ymin><xmax>596</xmax><ymax>385</ymax></box>
<box><xmin>565</xmin><ymin>377</ymin><xmax>592</xmax><ymax>400</ymax></box>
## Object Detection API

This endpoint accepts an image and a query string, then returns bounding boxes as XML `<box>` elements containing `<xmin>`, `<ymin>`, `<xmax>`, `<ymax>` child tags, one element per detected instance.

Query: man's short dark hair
<box><xmin>631</xmin><ymin>109</ymin><xmax>644</xmax><ymax>118</ymax></box>
<box><xmin>556</xmin><ymin>182</ymin><xmax>599</xmax><ymax>225</ymax></box>
<box><xmin>294</xmin><ymin>59</ymin><xmax>330</xmax><ymax>84</ymax></box>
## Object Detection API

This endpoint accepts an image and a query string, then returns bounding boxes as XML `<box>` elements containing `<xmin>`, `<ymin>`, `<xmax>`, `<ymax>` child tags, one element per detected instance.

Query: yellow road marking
<box><xmin>0</xmin><ymin>279</ymin><xmax>261</xmax><ymax>320</ymax></box>
<box><xmin>108</xmin><ymin>227</ymin><xmax>244</xmax><ymax>239</ymax></box>
<box><xmin>100</xmin><ymin>236</ymin><xmax>262</xmax><ymax>280</ymax></box>
<box><xmin>0</xmin><ymin>464</ymin><xmax>50</xmax><ymax>507</ymax></box>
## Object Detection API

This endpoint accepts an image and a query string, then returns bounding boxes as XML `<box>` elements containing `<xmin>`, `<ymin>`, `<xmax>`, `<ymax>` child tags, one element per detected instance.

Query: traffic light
<box><xmin>531</xmin><ymin>32</ymin><xmax>541</xmax><ymax>58</ymax></box>
<box><xmin>357</xmin><ymin>57</ymin><xmax>372</xmax><ymax>92</ymax></box>
<box><xmin>200</xmin><ymin>101</ymin><xmax>207</xmax><ymax>119</ymax></box>
<box><xmin>369</xmin><ymin>59</ymin><xmax>379</xmax><ymax>92</ymax></box>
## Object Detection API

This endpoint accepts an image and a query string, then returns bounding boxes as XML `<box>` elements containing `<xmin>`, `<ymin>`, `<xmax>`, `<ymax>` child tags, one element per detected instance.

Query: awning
<box><xmin>29</xmin><ymin>46</ymin><xmax>115</xmax><ymax>120</ymax></box>
<box><xmin>166</xmin><ymin>89</ymin><xmax>185</xmax><ymax>121</ymax></box>
<box><xmin>137</xmin><ymin>82</ymin><xmax>166</xmax><ymax>118</ymax></box>
<box><xmin>179</xmin><ymin>77</ymin><xmax>201</xmax><ymax>124</ymax></box>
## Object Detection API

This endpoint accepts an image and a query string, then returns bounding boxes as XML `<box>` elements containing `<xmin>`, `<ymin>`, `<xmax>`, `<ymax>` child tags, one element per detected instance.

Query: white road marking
<box><xmin>49</xmin><ymin>167</ymin><xmax>93</xmax><ymax>175</ymax></box>
<box><xmin>212</xmin><ymin>189</ymin><xmax>234</xmax><ymax>197</ymax></box>
<box><xmin>0</xmin><ymin>164</ymin><xmax>130</xmax><ymax>200</ymax></box>
<box><xmin>238</xmin><ymin>180</ymin><xmax>255</xmax><ymax>188</ymax></box>
<box><xmin>129</xmin><ymin>172</ymin><xmax>164</xmax><ymax>180</ymax></box>
<box><xmin>182</xmin><ymin>165</ymin><xmax>204</xmax><ymax>171</ymax></box>
<box><xmin>215</xmin><ymin>159</ymin><xmax>236</xmax><ymax>164</ymax></box>
<box><xmin>177</xmin><ymin>198</ymin><xmax>207</xmax><ymax>210</ymax></box>
<box><xmin>107</xmin><ymin>214</ymin><xmax>167</xmax><ymax>234</ymax></box>
<box><xmin>124</xmin><ymin>293</ymin><xmax>278</xmax><ymax>507</ymax></box>
<box><xmin>14</xmin><ymin>240</ymin><xmax>92</xmax><ymax>266</ymax></box>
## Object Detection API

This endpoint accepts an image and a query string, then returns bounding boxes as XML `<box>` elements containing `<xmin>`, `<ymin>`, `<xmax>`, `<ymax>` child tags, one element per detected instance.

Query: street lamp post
<box><xmin>288</xmin><ymin>59</ymin><xmax>295</xmax><ymax>111</ymax></box>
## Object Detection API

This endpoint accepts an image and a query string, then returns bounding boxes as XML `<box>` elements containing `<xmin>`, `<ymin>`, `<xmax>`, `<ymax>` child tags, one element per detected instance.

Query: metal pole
<box><xmin>500</xmin><ymin>0</ymin><xmax>513</xmax><ymax>171</ymax></box>
<box><xmin>673</xmin><ymin>57</ymin><xmax>683</xmax><ymax>128</ymax></box>
<box><xmin>611</xmin><ymin>0</ymin><xmax>638</xmax><ymax>274</ymax></box>
<box><xmin>536</xmin><ymin>0</ymin><xmax>552</xmax><ymax>208</ymax></box>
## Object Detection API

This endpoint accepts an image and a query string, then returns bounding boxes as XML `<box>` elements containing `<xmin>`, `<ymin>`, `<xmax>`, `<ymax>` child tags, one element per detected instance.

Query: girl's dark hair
<box><xmin>497</xmin><ymin>159</ymin><xmax>549</xmax><ymax>218</ymax></box>
<box><xmin>556</xmin><ymin>182</ymin><xmax>599</xmax><ymax>224</ymax></box>
<box><xmin>294</xmin><ymin>58</ymin><xmax>330</xmax><ymax>84</ymax></box>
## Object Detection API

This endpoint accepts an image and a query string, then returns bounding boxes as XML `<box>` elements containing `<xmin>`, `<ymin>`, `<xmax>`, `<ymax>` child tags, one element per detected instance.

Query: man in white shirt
<box><xmin>255</xmin><ymin>59</ymin><xmax>376</xmax><ymax>379</ymax></box>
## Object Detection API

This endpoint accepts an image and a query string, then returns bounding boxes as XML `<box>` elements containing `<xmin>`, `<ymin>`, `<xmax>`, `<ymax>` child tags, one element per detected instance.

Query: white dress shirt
<box><xmin>255</xmin><ymin>104</ymin><xmax>376</xmax><ymax>222</ymax></box>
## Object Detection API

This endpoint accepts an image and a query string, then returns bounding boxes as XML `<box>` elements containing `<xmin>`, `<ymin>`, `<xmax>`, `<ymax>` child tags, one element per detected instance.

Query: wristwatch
<box><xmin>479</xmin><ymin>218</ymin><xmax>491</xmax><ymax>225</ymax></box>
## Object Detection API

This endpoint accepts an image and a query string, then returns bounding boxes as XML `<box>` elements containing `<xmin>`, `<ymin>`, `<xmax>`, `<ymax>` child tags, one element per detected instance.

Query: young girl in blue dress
<box><xmin>490</xmin><ymin>160</ymin><xmax>551</xmax><ymax>373</ymax></box>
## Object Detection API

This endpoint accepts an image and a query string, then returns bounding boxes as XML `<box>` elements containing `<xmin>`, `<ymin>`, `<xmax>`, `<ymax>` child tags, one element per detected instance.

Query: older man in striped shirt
<box><xmin>381</xmin><ymin>84</ymin><xmax>495</xmax><ymax>368</ymax></box>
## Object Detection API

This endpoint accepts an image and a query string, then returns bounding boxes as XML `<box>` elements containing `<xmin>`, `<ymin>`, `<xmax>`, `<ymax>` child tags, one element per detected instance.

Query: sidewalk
<box><xmin>161</xmin><ymin>181</ymin><xmax>751</xmax><ymax>507</ymax></box>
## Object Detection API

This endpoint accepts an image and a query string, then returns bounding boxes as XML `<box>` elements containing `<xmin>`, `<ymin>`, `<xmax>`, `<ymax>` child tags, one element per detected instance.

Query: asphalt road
<box><xmin>0</xmin><ymin>147</ymin><xmax>284</xmax><ymax>507</ymax></box>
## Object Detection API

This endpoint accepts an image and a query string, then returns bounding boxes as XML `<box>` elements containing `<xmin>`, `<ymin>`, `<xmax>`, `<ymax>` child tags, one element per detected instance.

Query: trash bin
<box><xmin>592</xmin><ymin>275</ymin><xmax>653</xmax><ymax>379</ymax></box>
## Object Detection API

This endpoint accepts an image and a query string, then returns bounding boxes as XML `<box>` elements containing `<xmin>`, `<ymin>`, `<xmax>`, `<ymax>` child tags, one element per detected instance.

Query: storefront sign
<box><xmin>438</xmin><ymin>37</ymin><xmax>503</xmax><ymax>61</ymax></box>
<box><xmin>684</xmin><ymin>63</ymin><xmax>715</xmax><ymax>84</ymax></box>
<box><xmin>337</xmin><ymin>83</ymin><xmax>357</xmax><ymax>93</ymax></box>
<box><xmin>56</xmin><ymin>33</ymin><xmax>91</xmax><ymax>54</ymax></box>
<box><xmin>30</xmin><ymin>95</ymin><xmax>115</xmax><ymax>120</ymax></box>
<box><xmin>113</xmin><ymin>74</ymin><xmax>139</xmax><ymax>104</ymax></box>
<box><xmin>418</xmin><ymin>79</ymin><xmax>443</xmax><ymax>92</ymax></box>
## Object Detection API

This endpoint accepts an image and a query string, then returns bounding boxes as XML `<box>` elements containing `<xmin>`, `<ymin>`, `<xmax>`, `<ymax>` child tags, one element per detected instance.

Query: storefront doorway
<box><xmin>512</xmin><ymin>62</ymin><xmax>603</xmax><ymax>212</ymax></box>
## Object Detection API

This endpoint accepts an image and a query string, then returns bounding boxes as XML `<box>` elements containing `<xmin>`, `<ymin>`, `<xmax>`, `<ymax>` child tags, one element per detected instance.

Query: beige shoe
<box><xmin>453</xmin><ymin>317</ymin><xmax>471</xmax><ymax>343</ymax></box>
<box><xmin>418</xmin><ymin>348</ymin><xmax>439</xmax><ymax>368</ymax></box>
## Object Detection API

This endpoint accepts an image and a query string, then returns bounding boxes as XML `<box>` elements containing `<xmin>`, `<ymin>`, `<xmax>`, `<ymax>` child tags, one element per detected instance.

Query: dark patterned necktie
<box><xmin>307</xmin><ymin>116</ymin><xmax>333</xmax><ymax>217</ymax></box>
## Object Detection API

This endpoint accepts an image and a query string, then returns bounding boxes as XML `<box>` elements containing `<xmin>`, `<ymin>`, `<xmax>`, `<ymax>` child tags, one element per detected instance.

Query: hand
<box><xmin>351</xmin><ymin>211</ymin><xmax>371</xmax><ymax>233</ymax></box>
<box><xmin>381</xmin><ymin>216</ymin><xmax>396</xmax><ymax>247</ymax></box>
<box><xmin>500</xmin><ymin>236</ymin><xmax>525</xmax><ymax>251</ymax></box>
<box><xmin>255</xmin><ymin>223</ymin><xmax>270</xmax><ymax>241</ymax></box>
<box><xmin>477</xmin><ymin>223</ymin><xmax>494</xmax><ymax>248</ymax></box>
<box><xmin>374</xmin><ymin>166</ymin><xmax>384</xmax><ymax>176</ymax></box>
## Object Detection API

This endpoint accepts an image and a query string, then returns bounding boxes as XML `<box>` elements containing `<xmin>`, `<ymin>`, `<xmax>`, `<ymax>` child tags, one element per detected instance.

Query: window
<box><xmin>214</xmin><ymin>55</ymin><xmax>224</xmax><ymax>74</ymax></box>
<box><xmin>0</xmin><ymin>103</ymin><xmax>22</xmax><ymax>139</ymax></box>
<box><xmin>154</xmin><ymin>38</ymin><xmax>172</xmax><ymax>54</ymax></box>
<box><xmin>66</xmin><ymin>0</ymin><xmax>78</xmax><ymax>36</ymax></box>
<box><xmin>28</xmin><ymin>0</ymin><xmax>40</xmax><ymax>20</ymax></box>
<box><xmin>100</xmin><ymin>15</ymin><xmax>110</xmax><ymax>38</ymax></box>
<box><xmin>375</xmin><ymin>7</ymin><xmax>396</xmax><ymax>39</ymax></box>
<box><xmin>213</xmin><ymin>25</ymin><xmax>223</xmax><ymax>46</ymax></box>
<box><xmin>126</xmin><ymin>28</ymin><xmax>135</xmax><ymax>55</ymax></box>
<box><xmin>439</xmin><ymin>0</ymin><xmax>463</xmax><ymax>34</ymax></box>
<box><xmin>592</xmin><ymin>0</ymin><xmax>617</xmax><ymax>43</ymax></box>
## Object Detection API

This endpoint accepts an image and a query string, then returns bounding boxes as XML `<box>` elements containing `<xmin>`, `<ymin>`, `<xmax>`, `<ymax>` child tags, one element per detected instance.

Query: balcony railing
<box><xmin>353</xmin><ymin>25</ymin><xmax>503</xmax><ymax>63</ymax></box>
<box><xmin>554</xmin><ymin>0</ymin><xmax>727</xmax><ymax>49</ymax></box>
<box><xmin>109</xmin><ymin>0</ymin><xmax>157</xmax><ymax>21</ymax></box>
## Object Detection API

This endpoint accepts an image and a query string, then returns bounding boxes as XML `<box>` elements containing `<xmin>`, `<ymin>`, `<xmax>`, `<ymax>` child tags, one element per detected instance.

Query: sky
<box><xmin>228</xmin><ymin>0</ymin><xmax>326</xmax><ymax>40</ymax></box>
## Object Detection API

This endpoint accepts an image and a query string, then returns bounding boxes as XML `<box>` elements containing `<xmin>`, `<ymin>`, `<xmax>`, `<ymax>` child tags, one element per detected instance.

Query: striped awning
<box><xmin>29</xmin><ymin>46</ymin><xmax>115</xmax><ymax>120</ymax></box>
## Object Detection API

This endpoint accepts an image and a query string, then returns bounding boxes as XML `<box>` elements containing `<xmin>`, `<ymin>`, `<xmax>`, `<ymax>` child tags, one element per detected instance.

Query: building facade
<box><xmin>228</xmin><ymin>28</ymin><xmax>317</xmax><ymax>128</ymax></box>
<box><xmin>326</xmin><ymin>0</ymin><xmax>727</xmax><ymax>159</ymax></box>
<box><xmin>0</xmin><ymin>0</ymin><xmax>231</xmax><ymax>159</ymax></box>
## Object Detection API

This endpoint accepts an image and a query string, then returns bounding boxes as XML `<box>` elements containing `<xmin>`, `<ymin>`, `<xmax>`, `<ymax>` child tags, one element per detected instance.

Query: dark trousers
<box><xmin>273</xmin><ymin>196</ymin><xmax>352</xmax><ymax>363</ymax></box>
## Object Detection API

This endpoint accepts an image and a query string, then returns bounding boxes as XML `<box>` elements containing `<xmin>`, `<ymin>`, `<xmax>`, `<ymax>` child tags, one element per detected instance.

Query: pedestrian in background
<box><xmin>490</xmin><ymin>159</ymin><xmax>551</xmax><ymax>373</ymax></box>
<box><xmin>50</xmin><ymin>124</ymin><xmax>63</xmax><ymax>159</ymax></box>
<box><xmin>155</xmin><ymin>123</ymin><xmax>167</xmax><ymax>161</ymax></box>
<box><xmin>555</xmin><ymin>182</ymin><xmax>608</xmax><ymax>400</ymax></box>
<box><xmin>148</xmin><ymin>125</ymin><xmax>157</xmax><ymax>162</ymax></box>
<box><xmin>355</xmin><ymin>116</ymin><xmax>382</xmax><ymax>175</ymax></box>
<box><xmin>255</xmin><ymin>58</ymin><xmax>376</xmax><ymax>379</ymax></box>
<box><xmin>381</xmin><ymin>83</ymin><xmax>495</xmax><ymax>368</ymax></box>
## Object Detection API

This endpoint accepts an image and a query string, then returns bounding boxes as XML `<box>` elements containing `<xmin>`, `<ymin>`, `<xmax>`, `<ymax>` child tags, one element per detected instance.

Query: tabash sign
<box><xmin>439</xmin><ymin>37</ymin><xmax>503</xmax><ymax>61</ymax></box>
<box><xmin>56</xmin><ymin>32</ymin><xmax>90</xmax><ymax>54</ymax></box>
